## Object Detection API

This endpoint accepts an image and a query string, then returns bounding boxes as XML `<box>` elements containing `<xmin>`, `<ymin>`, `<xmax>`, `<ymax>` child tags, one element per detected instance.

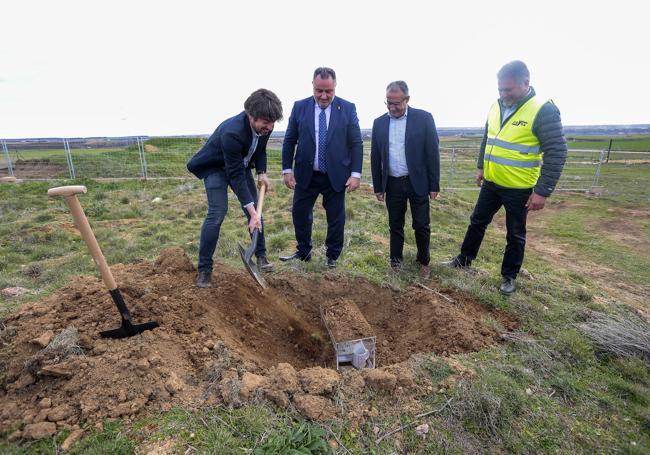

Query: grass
<box><xmin>1</xmin><ymin>134</ymin><xmax>650</xmax><ymax>453</ymax></box>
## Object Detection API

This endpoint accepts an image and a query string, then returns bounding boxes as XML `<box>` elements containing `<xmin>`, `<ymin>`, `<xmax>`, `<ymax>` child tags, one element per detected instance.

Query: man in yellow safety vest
<box><xmin>444</xmin><ymin>60</ymin><xmax>567</xmax><ymax>295</ymax></box>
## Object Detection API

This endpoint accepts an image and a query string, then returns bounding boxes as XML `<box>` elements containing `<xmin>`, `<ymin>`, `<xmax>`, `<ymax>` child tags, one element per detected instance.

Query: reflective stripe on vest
<box><xmin>483</xmin><ymin>96</ymin><xmax>546</xmax><ymax>188</ymax></box>
<box><xmin>485</xmin><ymin>138</ymin><xmax>540</xmax><ymax>154</ymax></box>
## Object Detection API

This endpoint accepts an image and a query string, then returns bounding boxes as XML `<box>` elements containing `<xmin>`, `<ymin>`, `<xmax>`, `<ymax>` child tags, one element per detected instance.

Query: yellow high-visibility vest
<box><xmin>483</xmin><ymin>96</ymin><xmax>546</xmax><ymax>188</ymax></box>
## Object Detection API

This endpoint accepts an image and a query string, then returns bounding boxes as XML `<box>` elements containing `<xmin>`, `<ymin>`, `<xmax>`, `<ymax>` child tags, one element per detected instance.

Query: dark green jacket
<box><xmin>477</xmin><ymin>87</ymin><xmax>568</xmax><ymax>197</ymax></box>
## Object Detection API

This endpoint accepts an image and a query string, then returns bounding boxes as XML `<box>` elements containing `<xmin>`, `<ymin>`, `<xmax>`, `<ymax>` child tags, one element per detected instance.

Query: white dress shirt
<box><xmin>388</xmin><ymin>107</ymin><xmax>409</xmax><ymax>177</ymax></box>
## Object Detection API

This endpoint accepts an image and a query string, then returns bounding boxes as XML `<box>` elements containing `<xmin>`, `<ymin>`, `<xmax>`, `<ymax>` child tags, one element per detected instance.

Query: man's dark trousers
<box><xmin>459</xmin><ymin>180</ymin><xmax>532</xmax><ymax>278</ymax></box>
<box><xmin>386</xmin><ymin>175</ymin><xmax>431</xmax><ymax>266</ymax></box>
<box><xmin>198</xmin><ymin>169</ymin><xmax>266</xmax><ymax>272</ymax></box>
<box><xmin>292</xmin><ymin>171</ymin><xmax>345</xmax><ymax>260</ymax></box>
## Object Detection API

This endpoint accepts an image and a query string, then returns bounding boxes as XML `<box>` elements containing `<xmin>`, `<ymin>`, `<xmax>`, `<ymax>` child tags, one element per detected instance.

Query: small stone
<box><xmin>12</xmin><ymin>372</ymin><xmax>36</xmax><ymax>390</ymax></box>
<box><xmin>525</xmin><ymin>388</ymin><xmax>533</xmax><ymax>396</ymax></box>
<box><xmin>164</xmin><ymin>372</ymin><xmax>185</xmax><ymax>395</ymax></box>
<box><xmin>61</xmin><ymin>429</ymin><xmax>84</xmax><ymax>451</ymax></box>
<box><xmin>1</xmin><ymin>286</ymin><xmax>30</xmax><ymax>298</ymax></box>
<box><xmin>204</xmin><ymin>339</ymin><xmax>215</xmax><ymax>349</ymax></box>
<box><xmin>39</xmin><ymin>364</ymin><xmax>75</xmax><ymax>379</ymax></box>
<box><xmin>31</xmin><ymin>330</ymin><xmax>55</xmax><ymax>348</ymax></box>
<box><xmin>47</xmin><ymin>405</ymin><xmax>76</xmax><ymax>422</ymax></box>
<box><xmin>135</xmin><ymin>358</ymin><xmax>150</xmax><ymax>371</ymax></box>
<box><xmin>415</xmin><ymin>423</ymin><xmax>429</xmax><ymax>438</ymax></box>
<box><xmin>39</xmin><ymin>398</ymin><xmax>52</xmax><ymax>409</ymax></box>
<box><xmin>7</xmin><ymin>430</ymin><xmax>23</xmax><ymax>442</ymax></box>
<box><xmin>23</xmin><ymin>422</ymin><xmax>57</xmax><ymax>440</ymax></box>
<box><xmin>151</xmin><ymin>197</ymin><xmax>163</xmax><ymax>203</ymax></box>
<box><xmin>34</xmin><ymin>408</ymin><xmax>49</xmax><ymax>423</ymax></box>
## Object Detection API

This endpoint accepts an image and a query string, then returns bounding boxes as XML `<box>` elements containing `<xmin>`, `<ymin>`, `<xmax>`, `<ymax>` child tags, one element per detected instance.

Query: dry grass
<box><xmin>577</xmin><ymin>311</ymin><xmax>650</xmax><ymax>362</ymax></box>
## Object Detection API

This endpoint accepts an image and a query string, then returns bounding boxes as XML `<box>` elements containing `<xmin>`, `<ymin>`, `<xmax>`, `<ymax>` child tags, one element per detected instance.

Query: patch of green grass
<box><xmin>0</xmin><ymin>421</ymin><xmax>135</xmax><ymax>455</ymax></box>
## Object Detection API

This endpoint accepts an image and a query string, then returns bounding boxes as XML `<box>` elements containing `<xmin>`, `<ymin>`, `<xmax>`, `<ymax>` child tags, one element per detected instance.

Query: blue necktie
<box><xmin>318</xmin><ymin>109</ymin><xmax>328</xmax><ymax>172</ymax></box>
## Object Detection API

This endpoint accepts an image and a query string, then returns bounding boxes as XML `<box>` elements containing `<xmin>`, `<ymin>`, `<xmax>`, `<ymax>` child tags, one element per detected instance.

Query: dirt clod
<box><xmin>298</xmin><ymin>367</ymin><xmax>340</xmax><ymax>395</ymax></box>
<box><xmin>23</xmin><ymin>421</ymin><xmax>57</xmax><ymax>440</ymax></box>
<box><xmin>293</xmin><ymin>394</ymin><xmax>338</xmax><ymax>421</ymax></box>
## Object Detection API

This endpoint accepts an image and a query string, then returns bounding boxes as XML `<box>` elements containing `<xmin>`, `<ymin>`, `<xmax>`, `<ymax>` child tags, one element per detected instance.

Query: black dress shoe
<box><xmin>441</xmin><ymin>255</ymin><xmax>471</xmax><ymax>268</ymax></box>
<box><xmin>326</xmin><ymin>257</ymin><xmax>336</xmax><ymax>269</ymax></box>
<box><xmin>279</xmin><ymin>252</ymin><xmax>311</xmax><ymax>262</ymax></box>
<box><xmin>499</xmin><ymin>277</ymin><xmax>516</xmax><ymax>295</ymax></box>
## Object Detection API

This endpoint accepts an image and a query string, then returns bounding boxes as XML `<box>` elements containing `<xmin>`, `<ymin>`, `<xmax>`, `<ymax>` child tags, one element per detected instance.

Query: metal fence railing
<box><xmin>1</xmin><ymin>136</ymin><xmax>649</xmax><ymax>197</ymax></box>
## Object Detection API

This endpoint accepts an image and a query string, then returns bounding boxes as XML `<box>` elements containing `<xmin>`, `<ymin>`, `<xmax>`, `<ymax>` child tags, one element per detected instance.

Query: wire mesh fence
<box><xmin>1</xmin><ymin>136</ymin><xmax>649</xmax><ymax>198</ymax></box>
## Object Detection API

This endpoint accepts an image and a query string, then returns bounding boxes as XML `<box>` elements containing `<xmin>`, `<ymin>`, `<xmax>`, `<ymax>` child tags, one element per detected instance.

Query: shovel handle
<box><xmin>256</xmin><ymin>183</ymin><xmax>266</xmax><ymax>218</ymax></box>
<box><xmin>48</xmin><ymin>186</ymin><xmax>118</xmax><ymax>291</ymax></box>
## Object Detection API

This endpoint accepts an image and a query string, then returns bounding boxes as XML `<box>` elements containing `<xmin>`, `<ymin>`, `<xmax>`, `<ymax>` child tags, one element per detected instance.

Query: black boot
<box><xmin>195</xmin><ymin>271</ymin><xmax>212</xmax><ymax>288</ymax></box>
<box><xmin>257</xmin><ymin>256</ymin><xmax>275</xmax><ymax>272</ymax></box>
<box><xmin>499</xmin><ymin>277</ymin><xmax>516</xmax><ymax>295</ymax></box>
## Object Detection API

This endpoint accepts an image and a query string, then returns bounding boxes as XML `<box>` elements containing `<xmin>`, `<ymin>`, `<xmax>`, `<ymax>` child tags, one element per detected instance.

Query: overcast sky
<box><xmin>1</xmin><ymin>0</ymin><xmax>648</xmax><ymax>138</ymax></box>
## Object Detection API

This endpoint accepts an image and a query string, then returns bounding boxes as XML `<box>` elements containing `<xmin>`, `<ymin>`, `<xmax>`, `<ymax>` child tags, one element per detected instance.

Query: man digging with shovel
<box><xmin>187</xmin><ymin>89</ymin><xmax>283</xmax><ymax>288</ymax></box>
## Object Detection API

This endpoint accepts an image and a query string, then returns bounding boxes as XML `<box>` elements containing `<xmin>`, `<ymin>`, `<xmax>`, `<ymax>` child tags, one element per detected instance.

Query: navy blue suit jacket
<box><xmin>187</xmin><ymin>111</ymin><xmax>268</xmax><ymax>206</ymax></box>
<box><xmin>370</xmin><ymin>107</ymin><xmax>440</xmax><ymax>196</ymax></box>
<box><xmin>282</xmin><ymin>97</ymin><xmax>363</xmax><ymax>192</ymax></box>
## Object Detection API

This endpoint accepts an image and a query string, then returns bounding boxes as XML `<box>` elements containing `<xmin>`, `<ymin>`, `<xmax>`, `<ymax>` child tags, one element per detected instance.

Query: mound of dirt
<box><xmin>0</xmin><ymin>247</ymin><xmax>517</xmax><ymax>440</ymax></box>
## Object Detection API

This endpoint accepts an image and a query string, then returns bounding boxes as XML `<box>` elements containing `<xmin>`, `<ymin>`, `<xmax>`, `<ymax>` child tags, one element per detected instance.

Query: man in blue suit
<box><xmin>280</xmin><ymin>67</ymin><xmax>363</xmax><ymax>268</ymax></box>
<box><xmin>187</xmin><ymin>89</ymin><xmax>283</xmax><ymax>288</ymax></box>
<box><xmin>370</xmin><ymin>81</ymin><xmax>440</xmax><ymax>279</ymax></box>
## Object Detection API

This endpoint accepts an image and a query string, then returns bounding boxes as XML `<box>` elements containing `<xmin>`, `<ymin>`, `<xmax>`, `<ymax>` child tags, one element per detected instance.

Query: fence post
<box><xmin>62</xmin><ymin>139</ymin><xmax>76</xmax><ymax>179</ymax></box>
<box><xmin>2</xmin><ymin>140</ymin><xmax>14</xmax><ymax>177</ymax></box>
<box><xmin>606</xmin><ymin>138</ymin><xmax>613</xmax><ymax>163</ymax></box>
<box><xmin>447</xmin><ymin>147</ymin><xmax>456</xmax><ymax>189</ymax></box>
<box><xmin>590</xmin><ymin>149</ymin><xmax>606</xmax><ymax>192</ymax></box>
<box><xmin>137</xmin><ymin>137</ymin><xmax>148</xmax><ymax>180</ymax></box>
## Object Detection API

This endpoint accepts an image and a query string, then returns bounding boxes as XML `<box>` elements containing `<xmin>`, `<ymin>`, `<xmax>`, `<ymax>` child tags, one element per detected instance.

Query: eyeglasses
<box><xmin>384</xmin><ymin>99</ymin><xmax>407</xmax><ymax>107</ymax></box>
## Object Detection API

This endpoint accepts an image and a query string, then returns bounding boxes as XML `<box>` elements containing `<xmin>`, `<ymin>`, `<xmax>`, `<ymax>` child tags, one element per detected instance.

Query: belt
<box><xmin>388</xmin><ymin>175</ymin><xmax>409</xmax><ymax>180</ymax></box>
<box><xmin>313</xmin><ymin>170</ymin><xmax>327</xmax><ymax>175</ymax></box>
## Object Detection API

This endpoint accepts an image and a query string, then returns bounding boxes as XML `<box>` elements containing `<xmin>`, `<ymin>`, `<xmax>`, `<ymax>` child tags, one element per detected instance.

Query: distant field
<box><xmin>2</xmin><ymin>134</ymin><xmax>649</xmax><ymax>201</ymax></box>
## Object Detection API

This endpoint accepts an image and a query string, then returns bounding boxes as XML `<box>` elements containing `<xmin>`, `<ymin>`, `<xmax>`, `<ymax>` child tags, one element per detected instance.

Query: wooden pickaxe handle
<box><xmin>256</xmin><ymin>183</ymin><xmax>266</xmax><ymax>219</ymax></box>
<box><xmin>48</xmin><ymin>185</ymin><xmax>117</xmax><ymax>291</ymax></box>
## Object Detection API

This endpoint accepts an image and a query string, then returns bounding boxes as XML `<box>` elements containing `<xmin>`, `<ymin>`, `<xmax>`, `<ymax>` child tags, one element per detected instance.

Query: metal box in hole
<box><xmin>320</xmin><ymin>305</ymin><xmax>376</xmax><ymax>370</ymax></box>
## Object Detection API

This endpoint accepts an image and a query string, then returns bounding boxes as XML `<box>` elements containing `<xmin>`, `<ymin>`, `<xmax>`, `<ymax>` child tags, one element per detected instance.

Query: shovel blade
<box><xmin>238</xmin><ymin>230</ymin><xmax>268</xmax><ymax>289</ymax></box>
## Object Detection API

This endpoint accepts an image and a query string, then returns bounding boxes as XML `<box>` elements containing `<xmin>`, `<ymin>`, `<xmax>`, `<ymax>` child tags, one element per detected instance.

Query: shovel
<box><xmin>48</xmin><ymin>185</ymin><xmax>159</xmax><ymax>338</ymax></box>
<box><xmin>238</xmin><ymin>183</ymin><xmax>268</xmax><ymax>289</ymax></box>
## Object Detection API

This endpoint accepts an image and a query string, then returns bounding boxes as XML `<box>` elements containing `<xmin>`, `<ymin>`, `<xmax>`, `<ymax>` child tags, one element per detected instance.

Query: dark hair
<box><xmin>313</xmin><ymin>67</ymin><xmax>337</xmax><ymax>81</ymax></box>
<box><xmin>386</xmin><ymin>80</ymin><xmax>409</xmax><ymax>96</ymax></box>
<box><xmin>497</xmin><ymin>60</ymin><xmax>530</xmax><ymax>84</ymax></box>
<box><xmin>244</xmin><ymin>89</ymin><xmax>283</xmax><ymax>122</ymax></box>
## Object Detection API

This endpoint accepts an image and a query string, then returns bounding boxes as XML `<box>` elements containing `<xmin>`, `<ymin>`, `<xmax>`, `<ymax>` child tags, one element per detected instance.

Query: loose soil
<box><xmin>6</xmin><ymin>159</ymin><xmax>67</xmax><ymax>179</ymax></box>
<box><xmin>0</xmin><ymin>247</ymin><xmax>517</xmax><ymax>440</ymax></box>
